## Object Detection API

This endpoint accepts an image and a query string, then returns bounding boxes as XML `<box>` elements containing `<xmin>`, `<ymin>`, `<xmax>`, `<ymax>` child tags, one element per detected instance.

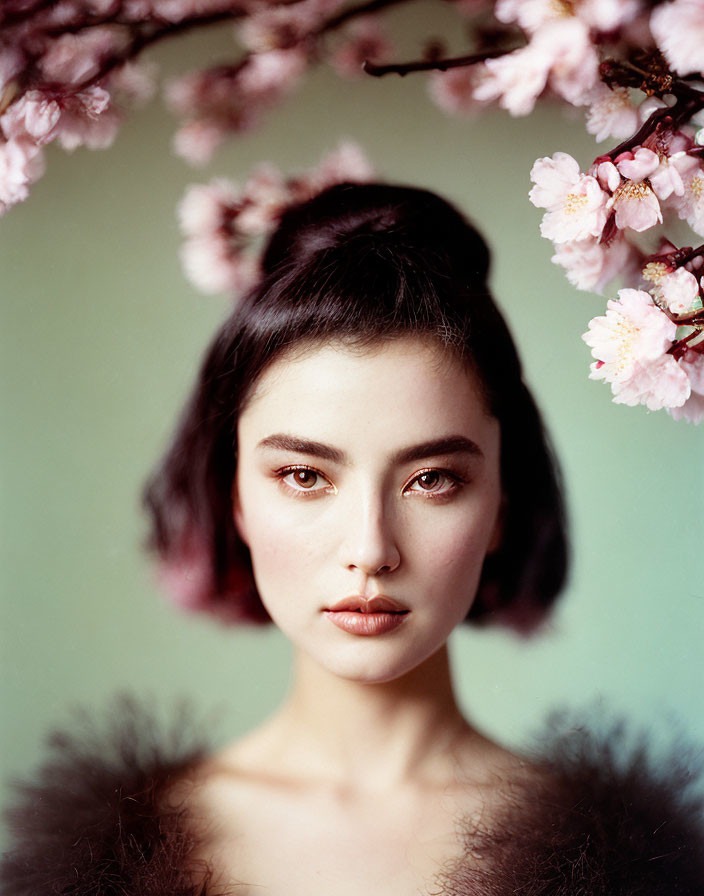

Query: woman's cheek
<box><xmin>246</xmin><ymin>504</ymin><xmax>320</xmax><ymax>580</ymax></box>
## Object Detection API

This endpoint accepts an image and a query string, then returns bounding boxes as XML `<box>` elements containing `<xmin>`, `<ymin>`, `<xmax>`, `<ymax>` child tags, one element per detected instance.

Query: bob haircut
<box><xmin>143</xmin><ymin>182</ymin><xmax>568</xmax><ymax>635</ymax></box>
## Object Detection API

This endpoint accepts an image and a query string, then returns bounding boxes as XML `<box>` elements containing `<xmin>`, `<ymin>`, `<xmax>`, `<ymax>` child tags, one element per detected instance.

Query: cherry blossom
<box><xmin>582</xmin><ymin>288</ymin><xmax>677</xmax><ymax>384</ymax></box>
<box><xmin>472</xmin><ymin>43</ymin><xmax>551</xmax><ymax>115</ymax></box>
<box><xmin>595</xmin><ymin>160</ymin><xmax>621</xmax><ymax>193</ymax></box>
<box><xmin>656</xmin><ymin>268</ymin><xmax>702</xmax><ymax>315</ymax></box>
<box><xmin>1</xmin><ymin>86</ymin><xmax>119</xmax><ymax>151</ymax></box>
<box><xmin>551</xmin><ymin>236</ymin><xmax>637</xmax><ymax>294</ymax></box>
<box><xmin>178</xmin><ymin>142</ymin><xmax>374</xmax><ymax>296</ymax></box>
<box><xmin>672</xmin><ymin>164</ymin><xmax>704</xmax><ymax>236</ymax></box>
<box><xmin>609</xmin><ymin>180</ymin><xmax>662</xmax><ymax>232</ymax></box>
<box><xmin>0</xmin><ymin>0</ymin><xmax>702</xmax><ymax>420</ymax></box>
<box><xmin>177</xmin><ymin>178</ymin><xmax>242</xmax><ymax>237</ymax></box>
<box><xmin>650</xmin><ymin>0</ymin><xmax>704</xmax><ymax>77</ymax></box>
<box><xmin>608</xmin><ymin>354</ymin><xmax>691</xmax><ymax>411</ymax></box>
<box><xmin>530</xmin><ymin>152</ymin><xmax>607</xmax><ymax>243</ymax></box>
<box><xmin>429</xmin><ymin>66</ymin><xmax>486</xmax><ymax>115</ymax></box>
<box><xmin>585</xmin><ymin>85</ymin><xmax>639</xmax><ymax>143</ymax></box>
<box><xmin>615</xmin><ymin>147</ymin><xmax>660</xmax><ymax>182</ymax></box>
<box><xmin>0</xmin><ymin>137</ymin><xmax>44</xmax><ymax>214</ymax></box>
<box><xmin>669</xmin><ymin>354</ymin><xmax>704</xmax><ymax>422</ymax></box>
<box><xmin>579</xmin><ymin>0</ymin><xmax>643</xmax><ymax>31</ymax></box>
<box><xmin>649</xmin><ymin>150</ymin><xmax>699</xmax><ymax>201</ymax></box>
<box><xmin>329</xmin><ymin>19</ymin><xmax>392</xmax><ymax>79</ymax></box>
<box><xmin>166</xmin><ymin>49</ymin><xmax>308</xmax><ymax>165</ymax></box>
<box><xmin>172</xmin><ymin>120</ymin><xmax>232</xmax><ymax>166</ymax></box>
<box><xmin>583</xmin><ymin>285</ymin><xmax>696</xmax><ymax>412</ymax></box>
<box><xmin>39</xmin><ymin>27</ymin><xmax>130</xmax><ymax>85</ymax></box>
<box><xmin>300</xmin><ymin>141</ymin><xmax>374</xmax><ymax>194</ymax></box>
<box><xmin>474</xmin><ymin>18</ymin><xmax>599</xmax><ymax>114</ymax></box>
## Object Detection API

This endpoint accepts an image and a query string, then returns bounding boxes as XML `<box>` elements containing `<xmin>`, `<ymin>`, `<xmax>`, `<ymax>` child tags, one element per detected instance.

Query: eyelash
<box><xmin>275</xmin><ymin>465</ymin><xmax>467</xmax><ymax>500</ymax></box>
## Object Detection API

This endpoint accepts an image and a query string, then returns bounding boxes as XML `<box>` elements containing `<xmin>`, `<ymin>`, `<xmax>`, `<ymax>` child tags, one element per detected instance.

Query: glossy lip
<box><xmin>324</xmin><ymin>595</ymin><xmax>409</xmax><ymax>636</ymax></box>
<box><xmin>326</xmin><ymin>595</ymin><xmax>408</xmax><ymax>614</ymax></box>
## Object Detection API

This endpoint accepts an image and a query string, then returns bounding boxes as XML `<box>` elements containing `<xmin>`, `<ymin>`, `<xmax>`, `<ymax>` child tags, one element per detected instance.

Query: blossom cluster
<box><xmin>1</xmin><ymin>0</ymin><xmax>704</xmax><ymax>420</ymax></box>
<box><xmin>0</xmin><ymin>0</ymin><xmax>391</xmax><ymax>213</ymax></box>
<box><xmin>530</xmin><ymin>92</ymin><xmax>704</xmax><ymax>421</ymax></box>
<box><xmin>178</xmin><ymin>141</ymin><xmax>374</xmax><ymax>294</ymax></box>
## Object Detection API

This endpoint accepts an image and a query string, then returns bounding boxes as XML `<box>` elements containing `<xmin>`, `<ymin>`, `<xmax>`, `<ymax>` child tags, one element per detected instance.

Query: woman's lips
<box><xmin>324</xmin><ymin>596</ymin><xmax>409</xmax><ymax>636</ymax></box>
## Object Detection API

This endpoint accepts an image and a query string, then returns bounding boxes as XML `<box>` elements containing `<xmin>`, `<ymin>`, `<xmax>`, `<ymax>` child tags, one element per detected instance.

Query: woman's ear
<box><xmin>231</xmin><ymin>482</ymin><xmax>249</xmax><ymax>546</ymax></box>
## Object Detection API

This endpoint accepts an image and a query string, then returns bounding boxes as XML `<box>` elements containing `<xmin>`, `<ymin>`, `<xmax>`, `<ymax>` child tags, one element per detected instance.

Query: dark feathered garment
<box><xmin>2</xmin><ymin>698</ymin><xmax>704</xmax><ymax>895</ymax></box>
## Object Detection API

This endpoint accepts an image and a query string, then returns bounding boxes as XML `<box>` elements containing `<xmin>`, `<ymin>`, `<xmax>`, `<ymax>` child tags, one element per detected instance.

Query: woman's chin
<box><xmin>300</xmin><ymin>637</ymin><xmax>447</xmax><ymax>686</ymax></box>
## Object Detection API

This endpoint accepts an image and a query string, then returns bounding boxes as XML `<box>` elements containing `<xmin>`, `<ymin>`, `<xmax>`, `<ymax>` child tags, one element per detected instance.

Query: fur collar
<box><xmin>2</xmin><ymin>698</ymin><xmax>703</xmax><ymax>895</ymax></box>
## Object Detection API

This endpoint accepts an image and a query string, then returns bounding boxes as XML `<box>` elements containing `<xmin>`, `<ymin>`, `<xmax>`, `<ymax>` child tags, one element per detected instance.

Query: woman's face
<box><xmin>234</xmin><ymin>335</ymin><xmax>502</xmax><ymax>683</ymax></box>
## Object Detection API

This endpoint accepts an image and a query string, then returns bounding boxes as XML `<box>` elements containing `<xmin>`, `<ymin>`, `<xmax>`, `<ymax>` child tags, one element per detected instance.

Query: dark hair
<box><xmin>143</xmin><ymin>182</ymin><xmax>568</xmax><ymax>634</ymax></box>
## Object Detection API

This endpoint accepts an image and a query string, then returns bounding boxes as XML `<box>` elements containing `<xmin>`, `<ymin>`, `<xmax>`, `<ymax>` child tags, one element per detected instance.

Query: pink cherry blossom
<box><xmin>494</xmin><ymin>0</ymin><xmax>565</xmax><ymax>33</ymax></box>
<box><xmin>178</xmin><ymin>142</ymin><xmax>374</xmax><ymax>295</ymax></box>
<box><xmin>1</xmin><ymin>86</ymin><xmax>118</xmax><ymax>150</ymax></box>
<box><xmin>40</xmin><ymin>26</ymin><xmax>129</xmax><ymax>85</ymax></box>
<box><xmin>669</xmin><ymin>353</ymin><xmax>704</xmax><ymax>422</ymax></box>
<box><xmin>329</xmin><ymin>19</ymin><xmax>392</xmax><ymax>79</ymax></box>
<box><xmin>615</xmin><ymin>147</ymin><xmax>659</xmax><ymax>182</ymax></box>
<box><xmin>2</xmin><ymin>91</ymin><xmax>61</xmax><ymax>143</ymax></box>
<box><xmin>656</xmin><ymin>268</ymin><xmax>702</xmax><ymax>314</ymax></box>
<box><xmin>177</xmin><ymin>178</ymin><xmax>240</xmax><ymax>237</ymax></box>
<box><xmin>650</xmin><ymin>0</ymin><xmax>704</xmax><ymax>77</ymax></box>
<box><xmin>541</xmin><ymin>19</ymin><xmax>599</xmax><ymax>106</ymax></box>
<box><xmin>172</xmin><ymin>120</ymin><xmax>230</xmax><ymax>166</ymax></box>
<box><xmin>237</xmin><ymin>164</ymin><xmax>288</xmax><ymax>233</ymax></box>
<box><xmin>238</xmin><ymin>0</ymin><xmax>342</xmax><ymax>52</ymax></box>
<box><xmin>180</xmin><ymin>232</ymin><xmax>259</xmax><ymax>295</ymax></box>
<box><xmin>672</xmin><ymin>164</ymin><xmax>704</xmax><ymax>235</ymax></box>
<box><xmin>579</xmin><ymin>0</ymin><xmax>643</xmax><ymax>30</ymax></box>
<box><xmin>473</xmin><ymin>44</ymin><xmax>551</xmax><ymax>116</ymax></box>
<box><xmin>109</xmin><ymin>61</ymin><xmax>158</xmax><ymax>106</ymax></box>
<box><xmin>238</xmin><ymin>48</ymin><xmax>308</xmax><ymax>95</ymax></box>
<box><xmin>56</xmin><ymin>87</ymin><xmax>119</xmax><ymax>150</ymax></box>
<box><xmin>586</xmin><ymin>85</ymin><xmax>639</xmax><ymax>143</ymax></box>
<box><xmin>610</xmin><ymin>180</ymin><xmax>662</xmax><ymax>232</ymax></box>
<box><xmin>495</xmin><ymin>0</ymin><xmax>642</xmax><ymax>32</ymax></box>
<box><xmin>0</xmin><ymin>137</ymin><xmax>45</xmax><ymax>214</ymax></box>
<box><xmin>429</xmin><ymin>66</ymin><xmax>485</xmax><ymax>115</ymax></box>
<box><xmin>595</xmin><ymin>160</ymin><xmax>621</xmax><ymax>193</ymax></box>
<box><xmin>530</xmin><ymin>152</ymin><xmax>607</xmax><ymax>242</ymax></box>
<box><xmin>551</xmin><ymin>235</ymin><xmax>636</xmax><ymax>293</ymax></box>
<box><xmin>302</xmin><ymin>140</ymin><xmax>375</xmax><ymax>194</ymax></box>
<box><xmin>608</xmin><ymin>354</ymin><xmax>691</xmax><ymax>411</ymax></box>
<box><xmin>167</xmin><ymin>50</ymin><xmax>307</xmax><ymax>166</ymax></box>
<box><xmin>649</xmin><ymin>150</ymin><xmax>699</xmax><ymax>200</ymax></box>
<box><xmin>475</xmin><ymin>18</ymin><xmax>598</xmax><ymax>114</ymax></box>
<box><xmin>582</xmin><ymin>288</ymin><xmax>676</xmax><ymax>382</ymax></box>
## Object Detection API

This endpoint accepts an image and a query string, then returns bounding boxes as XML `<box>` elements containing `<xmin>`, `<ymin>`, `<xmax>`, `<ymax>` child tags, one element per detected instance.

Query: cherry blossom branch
<box><xmin>1</xmin><ymin>0</ymin><xmax>704</xmax><ymax>421</ymax></box>
<box><xmin>363</xmin><ymin>47</ymin><xmax>517</xmax><ymax>77</ymax></box>
<box><xmin>648</xmin><ymin>243</ymin><xmax>704</xmax><ymax>269</ymax></box>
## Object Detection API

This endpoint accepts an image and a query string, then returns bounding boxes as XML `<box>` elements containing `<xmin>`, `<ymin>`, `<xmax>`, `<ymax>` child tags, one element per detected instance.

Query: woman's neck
<box><xmin>258</xmin><ymin>645</ymin><xmax>479</xmax><ymax>792</ymax></box>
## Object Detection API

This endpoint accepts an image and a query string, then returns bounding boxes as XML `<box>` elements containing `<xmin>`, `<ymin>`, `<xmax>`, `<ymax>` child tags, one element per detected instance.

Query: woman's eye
<box><xmin>279</xmin><ymin>467</ymin><xmax>332</xmax><ymax>494</ymax></box>
<box><xmin>405</xmin><ymin>470</ymin><xmax>461</xmax><ymax>496</ymax></box>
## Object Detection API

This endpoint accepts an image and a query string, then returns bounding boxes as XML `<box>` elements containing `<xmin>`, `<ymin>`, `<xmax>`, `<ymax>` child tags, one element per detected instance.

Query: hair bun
<box><xmin>260</xmin><ymin>182</ymin><xmax>491</xmax><ymax>285</ymax></box>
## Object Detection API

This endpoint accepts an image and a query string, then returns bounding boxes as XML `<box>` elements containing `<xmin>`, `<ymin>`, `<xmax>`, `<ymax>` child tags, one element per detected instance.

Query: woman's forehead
<box><xmin>238</xmin><ymin>335</ymin><xmax>498</xmax><ymax>454</ymax></box>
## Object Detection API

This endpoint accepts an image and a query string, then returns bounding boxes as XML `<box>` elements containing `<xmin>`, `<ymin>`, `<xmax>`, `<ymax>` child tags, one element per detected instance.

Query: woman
<box><xmin>2</xmin><ymin>182</ymin><xmax>703</xmax><ymax>894</ymax></box>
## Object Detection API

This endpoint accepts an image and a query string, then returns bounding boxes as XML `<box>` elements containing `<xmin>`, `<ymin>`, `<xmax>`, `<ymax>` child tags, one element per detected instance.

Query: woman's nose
<box><xmin>339</xmin><ymin>494</ymin><xmax>401</xmax><ymax>576</ymax></box>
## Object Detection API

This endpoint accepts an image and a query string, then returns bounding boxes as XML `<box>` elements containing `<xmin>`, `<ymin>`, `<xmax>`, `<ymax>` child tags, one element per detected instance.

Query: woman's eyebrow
<box><xmin>257</xmin><ymin>434</ymin><xmax>346</xmax><ymax>463</ymax></box>
<box><xmin>256</xmin><ymin>434</ymin><xmax>483</xmax><ymax>464</ymax></box>
<box><xmin>393</xmin><ymin>436</ymin><xmax>483</xmax><ymax>463</ymax></box>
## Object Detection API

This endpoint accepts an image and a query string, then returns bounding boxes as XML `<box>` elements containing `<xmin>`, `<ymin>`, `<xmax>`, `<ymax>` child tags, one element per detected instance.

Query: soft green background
<box><xmin>2</xmin><ymin>13</ymin><xmax>703</xmax><ymax>838</ymax></box>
